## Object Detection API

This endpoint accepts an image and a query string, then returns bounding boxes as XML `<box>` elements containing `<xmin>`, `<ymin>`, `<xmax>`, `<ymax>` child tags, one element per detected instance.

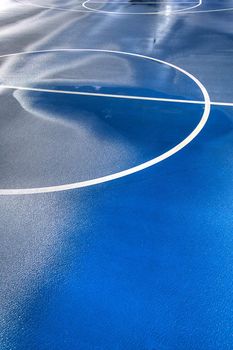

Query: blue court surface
<box><xmin>0</xmin><ymin>0</ymin><xmax>233</xmax><ymax>349</ymax></box>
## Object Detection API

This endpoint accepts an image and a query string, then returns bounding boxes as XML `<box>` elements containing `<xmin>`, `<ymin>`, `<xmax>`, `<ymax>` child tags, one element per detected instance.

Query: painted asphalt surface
<box><xmin>0</xmin><ymin>0</ymin><xmax>233</xmax><ymax>349</ymax></box>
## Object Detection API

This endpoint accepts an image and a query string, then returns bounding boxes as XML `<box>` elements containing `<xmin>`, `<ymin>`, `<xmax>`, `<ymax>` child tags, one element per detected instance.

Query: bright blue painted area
<box><xmin>0</xmin><ymin>1</ymin><xmax>233</xmax><ymax>349</ymax></box>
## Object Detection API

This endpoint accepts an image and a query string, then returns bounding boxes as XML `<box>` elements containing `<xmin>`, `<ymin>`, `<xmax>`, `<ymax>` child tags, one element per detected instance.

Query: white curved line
<box><xmin>80</xmin><ymin>1</ymin><xmax>200</xmax><ymax>4</ymax></box>
<box><xmin>15</xmin><ymin>0</ymin><xmax>233</xmax><ymax>15</ymax></box>
<box><xmin>82</xmin><ymin>0</ymin><xmax>202</xmax><ymax>15</ymax></box>
<box><xmin>0</xmin><ymin>48</ymin><xmax>211</xmax><ymax>195</ymax></box>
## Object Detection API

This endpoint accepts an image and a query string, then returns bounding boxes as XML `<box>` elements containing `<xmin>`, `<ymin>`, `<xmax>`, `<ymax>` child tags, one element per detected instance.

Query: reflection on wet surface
<box><xmin>0</xmin><ymin>1</ymin><xmax>233</xmax><ymax>350</ymax></box>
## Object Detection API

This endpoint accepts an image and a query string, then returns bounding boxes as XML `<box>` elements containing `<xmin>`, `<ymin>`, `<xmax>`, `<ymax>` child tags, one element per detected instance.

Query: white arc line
<box><xmin>82</xmin><ymin>0</ymin><xmax>202</xmax><ymax>15</ymax></box>
<box><xmin>81</xmin><ymin>1</ymin><xmax>200</xmax><ymax>4</ymax></box>
<box><xmin>0</xmin><ymin>48</ymin><xmax>211</xmax><ymax>195</ymax></box>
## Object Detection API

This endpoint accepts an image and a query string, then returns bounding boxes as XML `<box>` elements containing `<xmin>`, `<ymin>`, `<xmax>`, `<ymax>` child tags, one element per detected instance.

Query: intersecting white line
<box><xmin>0</xmin><ymin>48</ymin><xmax>212</xmax><ymax>195</ymax></box>
<box><xmin>1</xmin><ymin>84</ymin><xmax>232</xmax><ymax>107</ymax></box>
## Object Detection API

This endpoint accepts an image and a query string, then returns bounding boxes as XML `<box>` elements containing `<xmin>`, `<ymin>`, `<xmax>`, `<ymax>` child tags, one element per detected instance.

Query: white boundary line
<box><xmin>1</xmin><ymin>85</ymin><xmax>232</xmax><ymax>106</ymax></box>
<box><xmin>209</xmin><ymin>101</ymin><xmax>233</xmax><ymax>107</ymax></box>
<box><xmin>83</xmin><ymin>0</ymin><xmax>202</xmax><ymax>15</ymax></box>
<box><xmin>83</xmin><ymin>1</ymin><xmax>199</xmax><ymax>3</ymax></box>
<box><xmin>0</xmin><ymin>48</ymin><xmax>211</xmax><ymax>195</ymax></box>
<box><xmin>15</xmin><ymin>0</ymin><xmax>233</xmax><ymax>15</ymax></box>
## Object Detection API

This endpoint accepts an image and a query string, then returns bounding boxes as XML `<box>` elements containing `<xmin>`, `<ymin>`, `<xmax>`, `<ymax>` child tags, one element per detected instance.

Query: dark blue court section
<box><xmin>0</xmin><ymin>1</ymin><xmax>233</xmax><ymax>350</ymax></box>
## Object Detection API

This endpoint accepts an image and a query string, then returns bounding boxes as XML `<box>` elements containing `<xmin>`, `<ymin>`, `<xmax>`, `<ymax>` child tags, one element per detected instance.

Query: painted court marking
<box><xmin>82</xmin><ymin>0</ymin><xmax>201</xmax><ymax>15</ymax></box>
<box><xmin>15</xmin><ymin>0</ymin><xmax>233</xmax><ymax>15</ymax></box>
<box><xmin>1</xmin><ymin>84</ymin><xmax>232</xmax><ymax>107</ymax></box>
<box><xmin>0</xmin><ymin>48</ymin><xmax>211</xmax><ymax>195</ymax></box>
<box><xmin>85</xmin><ymin>1</ymin><xmax>200</xmax><ymax>3</ymax></box>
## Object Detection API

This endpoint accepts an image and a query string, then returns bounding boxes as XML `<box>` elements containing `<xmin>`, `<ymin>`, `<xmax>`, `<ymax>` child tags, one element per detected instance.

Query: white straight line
<box><xmin>1</xmin><ymin>84</ymin><xmax>233</xmax><ymax>107</ymax></box>
<box><xmin>210</xmin><ymin>101</ymin><xmax>233</xmax><ymax>107</ymax></box>
<box><xmin>1</xmin><ymin>84</ymin><xmax>204</xmax><ymax>104</ymax></box>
